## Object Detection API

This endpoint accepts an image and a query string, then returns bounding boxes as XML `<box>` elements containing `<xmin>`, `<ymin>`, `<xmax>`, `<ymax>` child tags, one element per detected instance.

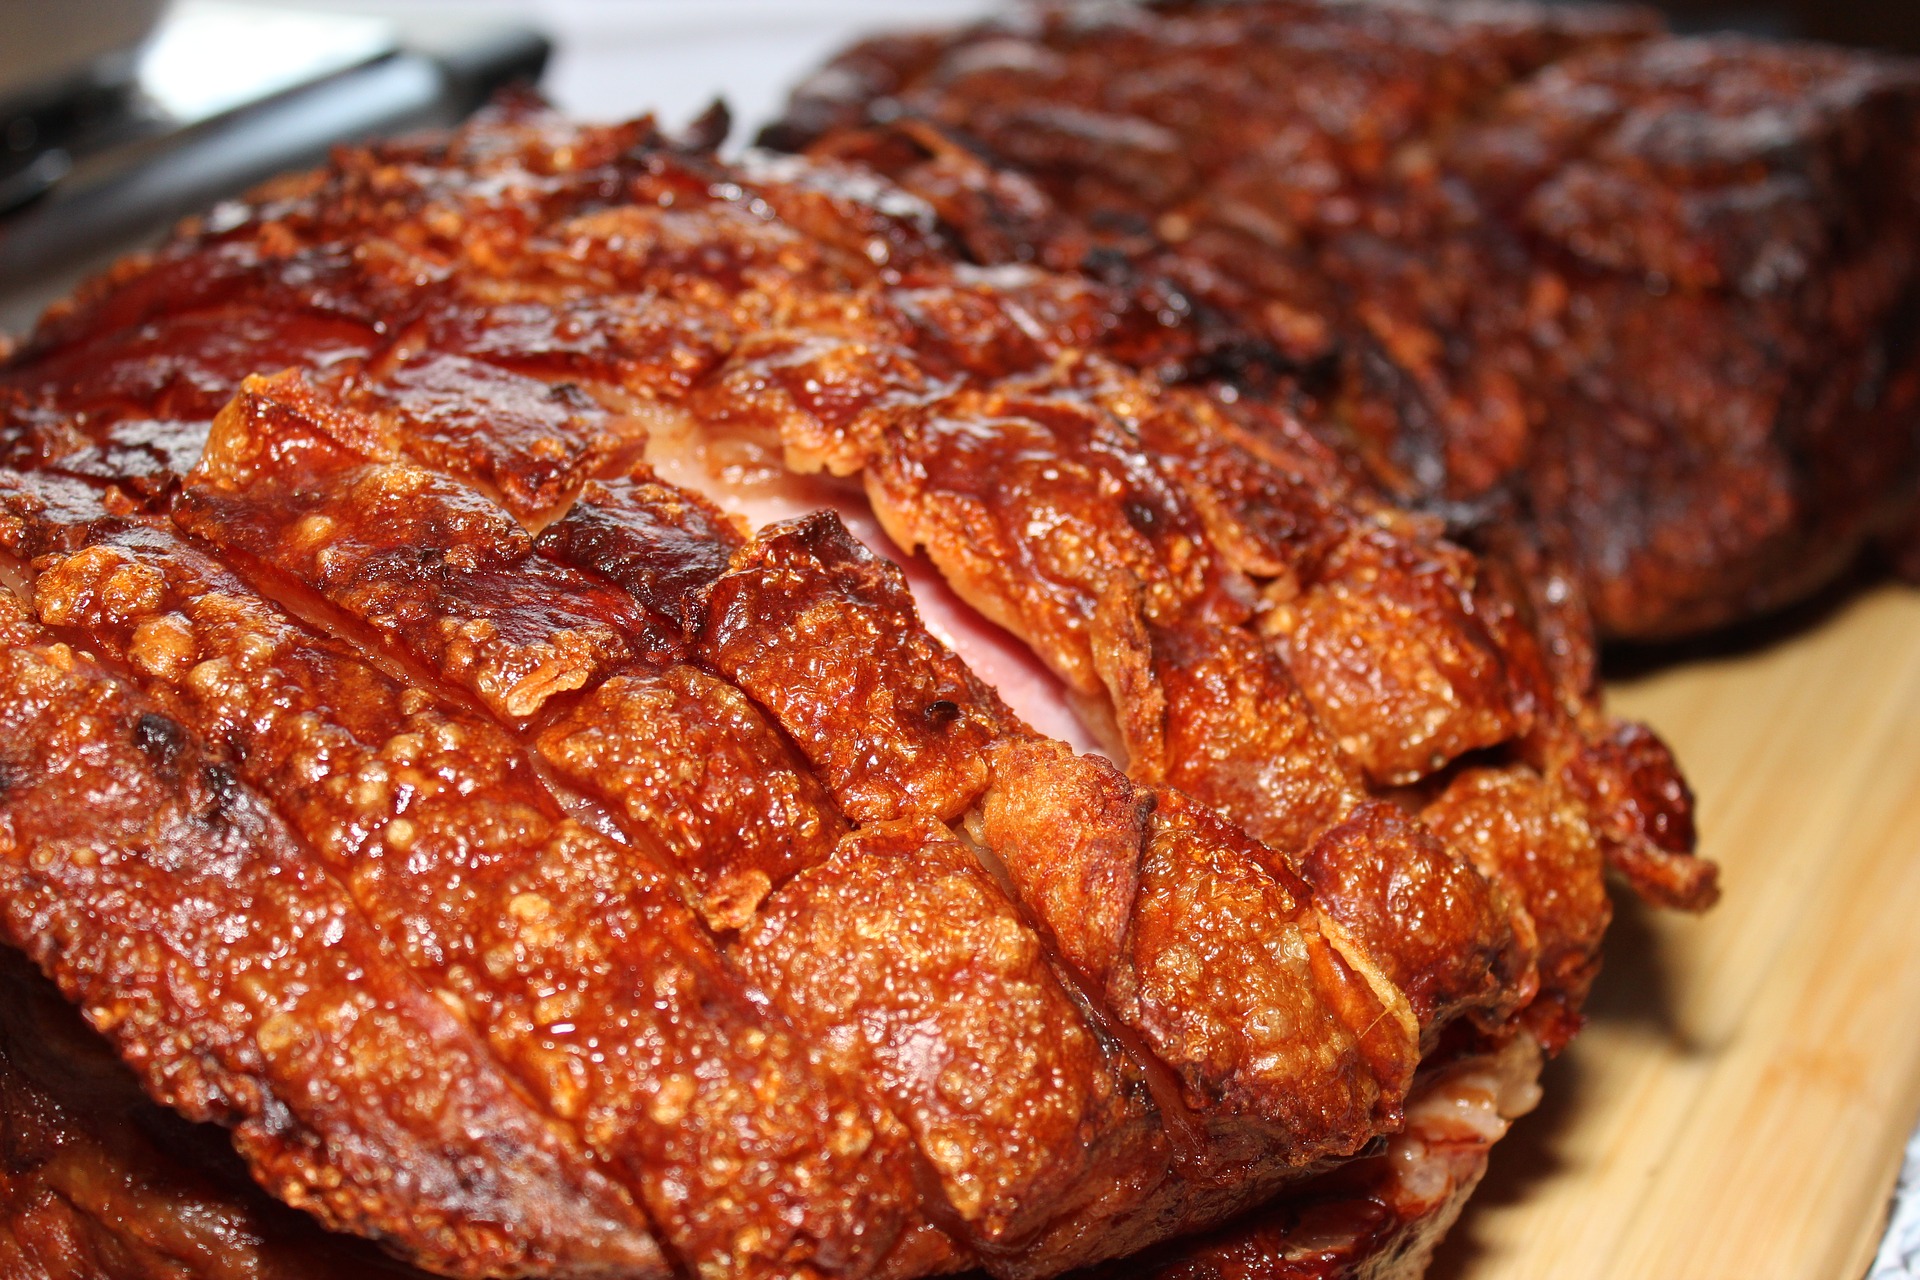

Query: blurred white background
<box><xmin>251</xmin><ymin>0</ymin><xmax>1007</xmax><ymax>132</ymax></box>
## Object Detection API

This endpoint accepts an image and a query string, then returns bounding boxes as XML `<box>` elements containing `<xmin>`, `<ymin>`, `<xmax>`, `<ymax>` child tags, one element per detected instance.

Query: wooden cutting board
<box><xmin>1429</xmin><ymin>582</ymin><xmax>1920</xmax><ymax>1280</ymax></box>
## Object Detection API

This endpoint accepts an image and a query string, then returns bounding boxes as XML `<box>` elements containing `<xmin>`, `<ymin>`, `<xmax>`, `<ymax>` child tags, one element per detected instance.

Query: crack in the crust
<box><xmin>165</xmin><ymin>513</ymin><xmax>762</xmax><ymax>983</ymax></box>
<box><xmin>515</xmin><ymin>683</ymin><xmax>980</xmax><ymax>1276</ymax></box>
<box><xmin>634</xmin><ymin>399</ymin><xmax>1113</xmax><ymax>757</ymax></box>
<box><xmin>591</xmin><ymin>392</ymin><xmax>1278</xmax><ymax>1204</ymax></box>
<box><xmin>170</xmin><ymin>528</ymin><xmax>542</xmax><ymax>769</ymax></box>
<box><xmin>10</xmin><ymin>410</ymin><xmax>672</xmax><ymax>868</ymax></box>
<box><xmin>952</xmin><ymin>816</ymin><xmax>1212</xmax><ymax>1178</ymax></box>
<box><xmin>517</xmin><ymin>732</ymin><xmax>642</xmax><ymax>847</ymax></box>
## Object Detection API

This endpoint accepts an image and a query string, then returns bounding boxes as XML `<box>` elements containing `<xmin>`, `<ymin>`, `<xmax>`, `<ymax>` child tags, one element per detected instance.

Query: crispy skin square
<box><xmin>537</xmin><ymin>667</ymin><xmax>850</xmax><ymax>930</ymax></box>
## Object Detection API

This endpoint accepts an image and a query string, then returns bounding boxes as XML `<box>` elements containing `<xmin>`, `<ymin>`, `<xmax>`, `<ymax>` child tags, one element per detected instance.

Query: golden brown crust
<box><xmin>21</xmin><ymin>509</ymin><xmax>930</xmax><ymax>1280</ymax></box>
<box><xmin>1300</xmin><ymin>803</ymin><xmax>1533</xmax><ymax>1039</ymax></box>
<box><xmin>771</xmin><ymin>0</ymin><xmax>1920</xmax><ymax>642</ymax></box>
<box><xmin>0</xmin><ymin>948</ymin><xmax>435</xmax><ymax>1280</ymax></box>
<box><xmin>700</xmin><ymin>511</ymin><xmax>1016</xmax><ymax>828</ymax></box>
<box><xmin>0</xmin><ymin>99</ymin><xmax>1716</xmax><ymax>1278</ymax></box>
<box><xmin>536</xmin><ymin>665</ymin><xmax>848</xmax><ymax>930</ymax></box>
<box><xmin>736</xmin><ymin>818</ymin><xmax>1159</xmax><ymax>1256</ymax></box>
<box><xmin>1075</xmin><ymin>1034</ymin><xmax>1548</xmax><ymax>1280</ymax></box>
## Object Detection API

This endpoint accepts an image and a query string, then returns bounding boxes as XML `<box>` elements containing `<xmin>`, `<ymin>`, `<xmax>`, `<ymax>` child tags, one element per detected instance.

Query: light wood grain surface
<box><xmin>1430</xmin><ymin>583</ymin><xmax>1920</xmax><ymax>1280</ymax></box>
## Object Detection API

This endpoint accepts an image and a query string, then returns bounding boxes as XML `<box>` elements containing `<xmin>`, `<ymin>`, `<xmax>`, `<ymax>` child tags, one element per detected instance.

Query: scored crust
<box><xmin>0</xmin><ymin>101</ymin><xmax>1711</xmax><ymax>1278</ymax></box>
<box><xmin>767</xmin><ymin>0</ymin><xmax>1920</xmax><ymax>641</ymax></box>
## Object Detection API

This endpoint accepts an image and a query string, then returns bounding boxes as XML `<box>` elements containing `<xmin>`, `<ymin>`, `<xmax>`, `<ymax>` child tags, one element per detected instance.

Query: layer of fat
<box><xmin>1388</xmin><ymin>1033</ymin><xmax>1546</xmax><ymax>1214</ymax></box>
<box><xmin>637</xmin><ymin>402</ymin><xmax>1107</xmax><ymax>757</ymax></box>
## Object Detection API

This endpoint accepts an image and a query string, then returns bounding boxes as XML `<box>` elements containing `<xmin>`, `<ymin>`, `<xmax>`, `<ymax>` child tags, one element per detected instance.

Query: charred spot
<box><xmin>0</xmin><ymin>756</ymin><xmax>21</xmax><ymax>800</ymax></box>
<box><xmin>198</xmin><ymin>763</ymin><xmax>244</xmax><ymax>825</ymax></box>
<box><xmin>133</xmin><ymin>712</ymin><xmax>189</xmax><ymax>773</ymax></box>
<box><xmin>545</xmin><ymin>381</ymin><xmax>594</xmax><ymax>410</ymax></box>
<box><xmin>1079</xmin><ymin>244</ymin><xmax>1138</xmax><ymax>287</ymax></box>
<box><xmin>679</xmin><ymin>99</ymin><xmax>732</xmax><ymax>155</ymax></box>
<box><xmin>1122</xmin><ymin>499</ymin><xmax>1162</xmax><ymax>535</ymax></box>
<box><xmin>923</xmin><ymin>698</ymin><xmax>962</xmax><ymax>726</ymax></box>
<box><xmin>1184</xmin><ymin>330</ymin><xmax>1318</xmax><ymax>390</ymax></box>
